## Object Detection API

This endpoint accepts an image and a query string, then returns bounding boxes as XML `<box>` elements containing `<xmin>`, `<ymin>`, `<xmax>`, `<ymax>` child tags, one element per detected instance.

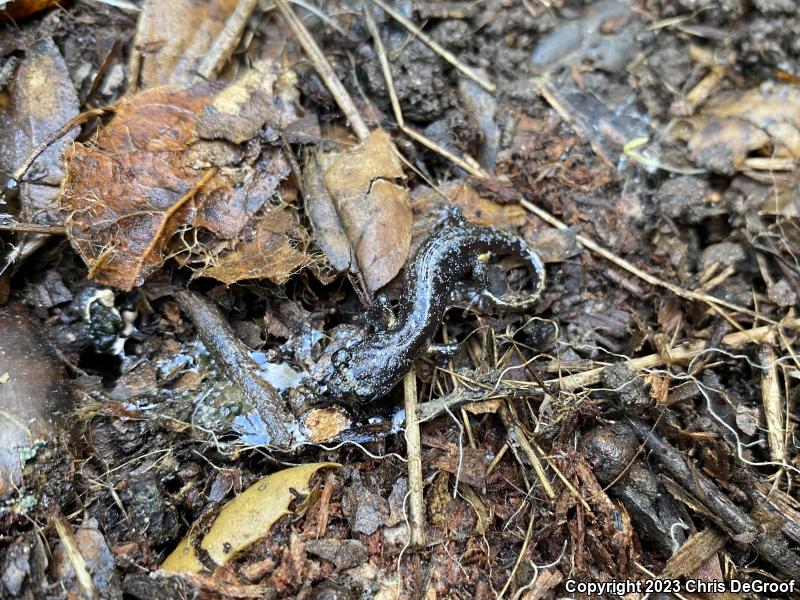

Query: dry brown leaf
<box><xmin>683</xmin><ymin>84</ymin><xmax>800</xmax><ymax>174</ymax></box>
<box><xmin>685</xmin><ymin>117</ymin><xmax>770</xmax><ymax>174</ymax></box>
<box><xmin>306</xmin><ymin>129</ymin><xmax>412</xmax><ymax>293</ymax></box>
<box><xmin>59</xmin><ymin>84</ymin><xmax>220</xmax><ymax>290</ymax></box>
<box><xmin>197</xmin><ymin>60</ymin><xmax>300</xmax><ymax>144</ymax></box>
<box><xmin>303</xmin><ymin>149</ymin><xmax>349</xmax><ymax>272</ymax></box>
<box><xmin>428</xmin><ymin>444</ymin><xmax>488</xmax><ymax>488</ymax></box>
<box><xmin>60</xmin><ymin>75</ymin><xmax>308</xmax><ymax>290</ymax></box>
<box><xmin>411</xmin><ymin>180</ymin><xmax>527</xmax><ymax>229</ymax></box>
<box><xmin>0</xmin><ymin>37</ymin><xmax>79</xmax><ymax>224</ymax></box>
<box><xmin>133</xmin><ymin>0</ymin><xmax>239</xmax><ymax>88</ymax></box>
<box><xmin>192</xmin><ymin>149</ymin><xmax>292</xmax><ymax>239</ymax></box>
<box><xmin>0</xmin><ymin>0</ymin><xmax>60</xmax><ymax>20</ymax></box>
<box><xmin>200</xmin><ymin>201</ymin><xmax>310</xmax><ymax>285</ymax></box>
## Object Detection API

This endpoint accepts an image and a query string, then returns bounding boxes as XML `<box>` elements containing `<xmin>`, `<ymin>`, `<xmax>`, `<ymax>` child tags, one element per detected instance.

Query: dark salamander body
<box><xmin>318</xmin><ymin>225</ymin><xmax>546</xmax><ymax>405</ymax></box>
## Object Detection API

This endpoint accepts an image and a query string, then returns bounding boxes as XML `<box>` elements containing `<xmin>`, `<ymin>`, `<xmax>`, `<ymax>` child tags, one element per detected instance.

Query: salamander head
<box><xmin>325</xmin><ymin>347</ymin><xmax>376</xmax><ymax>404</ymax></box>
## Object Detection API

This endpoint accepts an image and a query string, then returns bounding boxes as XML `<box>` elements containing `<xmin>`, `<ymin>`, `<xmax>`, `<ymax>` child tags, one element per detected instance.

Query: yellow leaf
<box><xmin>161</xmin><ymin>462</ymin><xmax>339</xmax><ymax>573</ymax></box>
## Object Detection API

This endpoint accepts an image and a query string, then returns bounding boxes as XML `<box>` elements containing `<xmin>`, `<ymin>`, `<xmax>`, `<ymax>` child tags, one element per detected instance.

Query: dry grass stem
<box><xmin>0</xmin><ymin>223</ymin><xmax>66</xmax><ymax>234</ymax></box>
<box><xmin>550</xmin><ymin>318</ymin><xmax>800</xmax><ymax>391</ymax></box>
<box><xmin>54</xmin><ymin>518</ymin><xmax>99</xmax><ymax>600</ymax></box>
<box><xmin>403</xmin><ymin>368</ymin><xmax>426</xmax><ymax>548</ymax></box>
<box><xmin>197</xmin><ymin>0</ymin><xmax>258</xmax><ymax>80</ymax></box>
<box><xmin>520</xmin><ymin>198</ymin><xmax>774</xmax><ymax>323</ymax></box>
<box><xmin>361</xmin><ymin>0</ymin><xmax>403</xmax><ymax>127</ymax></box>
<box><xmin>760</xmin><ymin>332</ymin><xmax>786</xmax><ymax>463</ymax></box>
<box><xmin>400</xmin><ymin>125</ymin><xmax>489</xmax><ymax>178</ymax></box>
<box><xmin>368</xmin><ymin>0</ymin><xmax>496</xmax><ymax>93</ymax></box>
<box><xmin>274</xmin><ymin>0</ymin><xmax>369</xmax><ymax>141</ymax></box>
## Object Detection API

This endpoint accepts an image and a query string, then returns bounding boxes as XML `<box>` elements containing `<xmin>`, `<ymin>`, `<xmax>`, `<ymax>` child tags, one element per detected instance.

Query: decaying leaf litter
<box><xmin>1</xmin><ymin>0</ymin><xmax>799</xmax><ymax>597</ymax></box>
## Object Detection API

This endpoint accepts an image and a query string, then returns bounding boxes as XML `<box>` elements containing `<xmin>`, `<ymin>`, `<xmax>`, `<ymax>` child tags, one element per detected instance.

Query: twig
<box><xmin>534</xmin><ymin>441</ymin><xmax>590</xmax><ymax>512</ymax></box>
<box><xmin>81</xmin><ymin>0</ymin><xmax>140</xmax><ymax>11</ymax></box>
<box><xmin>289</xmin><ymin>0</ymin><xmax>348</xmax><ymax>37</ymax></box>
<box><xmin>367</xmin><ymin>0</ymin><xmax>495</xmax><ymax>93</ymax></box>
<box><xmin>520</xmin><ymin>198</ymin><xmax>774</xmax><ymax>323</ymax></box>
<box><xmin>197</xmin><ymin>0</ymin><xmax>258</xmax><ymax>80</ymax></box>
<box><xmin>551</xmin><ymin>318</ymin><xmax>800</xmax><ymax>391</ymax></box>
<box><xmin>274</xmin><ymin>0</ymin><xmax>369</xmax><ymax>141</ymax></box>
<box><xmin>538</xmin><ymin>83</ymin><xmax>614</xmax><ymax>168</ymax></box>
<box><xmin>759</xmin><ymin>331</ymin><xmax>786</xmax><ymax>463</ymax></box>
<box><xmin>0</xmin><ymin>223</ymin><xmax>66</xmax><ymax>234</ymax></box>
<box><xmin>658</xmin><ymin>527</ymin><xmax>726</xmax><ymax>580</ymax></box>
<box><xmin>629</xmin><ymin>418</ymin><xmax>800</xmax><ymax>577</ymax></box>
<box><xmin>361</xmin><ymin>0</ymin><xmax>403</xmax><ymax>126</ymax></box>
<box><xmin>416</xmin><ymin>319</ymin><xmax>800</xmax><ymax>421</ymax></box>
<box><xmin>403</xmin><ymin>368</ymin><xmax>426</xmax><ymax>548</ymax></box>
<box><xmin>400</xmin><ymin>124</ymin><xmax>489</xmax><ymax>178</ymax></box>
<box><xmin>175</xmin><ymin>290</ymin><xmax>295</xmax><ymax>449</ymax></box>
<box><xmin>8</xmin><ymin>107</ymin><xmax>109</xmax><ymax>188</ymax></box>
<box><xmin>54</xmin><ymin>518</ymin><xmax>99</xmax><ymax>600</ymax></box>
<box><xmin>497</xmin><ymin>503</ymin><xmax>536</xmax><ymax>600</ymax></box>
<box><xmin>500</xmin><ymin>404</ymin><xmax>555</xmax><ymax>499</ymax></box>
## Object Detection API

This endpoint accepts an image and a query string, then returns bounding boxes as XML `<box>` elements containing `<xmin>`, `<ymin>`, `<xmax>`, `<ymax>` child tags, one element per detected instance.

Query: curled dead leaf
<box><xmin>161</xmin><ymin>463</ymin><xmax>339</xmax><ymax>574</ymax></box>
<box><xmin>305</xmin><ymin>129</ymin><xmax>412</xmax><ymax>293</ymax></box>
<box><xmin>199</xmin><ymin>200</ymin><xmax>311</xmax><ymax>285</ymax></box>
<box><xmin>0</xmin><ymin>37</ymin><xmax>79</xmax><ymax>224</ymax></box>
<box><xmin>59</xmin><ymin>81</ymin><xmax>308</xmax><ymax>290</ymax></box>
<box><xmin>411</xmin><ymin>180</ymin><xmax>527</xmax><ymax>229</ymax></box>
<box><xmin>197</xmin><ymin>60</ymin><xmax>300</xmax><ymax>144</ymax></box>
<box><xmin>680</xmin><ymin>84</ymin><xmax>800</xmax><ymax>174</ymax></box>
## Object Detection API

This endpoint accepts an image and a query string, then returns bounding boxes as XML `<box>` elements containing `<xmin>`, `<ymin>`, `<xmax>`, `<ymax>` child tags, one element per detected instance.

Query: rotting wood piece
<box><xmin>629</xmin><ymin>419</ymin><xmax>800</xmax><ymax>578</ymax></box>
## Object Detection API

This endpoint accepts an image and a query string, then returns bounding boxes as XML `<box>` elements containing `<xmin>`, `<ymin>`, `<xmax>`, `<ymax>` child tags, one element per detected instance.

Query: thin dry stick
<box><xmin>505</xmin><ymin>437</ymin><xmax>533</xmax><ymax>492</ymax></box>
<box><xmin>127</xmin><ymin>8</ymin><xmax>144</xmax><ymax>91</ymax></box>
<box><xmin>361</xmin><ymin>0</ymin><xmax>403</xmax><ymax>127</ymax></box>
<box><xmin>497</xmin><ymin>504</ymin><xmax>536</xmax><ymax>600</ymax></box>
<box><xmin>274</xmin><ymin>0</ymin><xmax>369</xmax><ymax>141</ymax></box>
<box><xmin>550</xmin><ymin>318</ymin><xmax>800</xmax><ymax>391</ymax></box>
<box><xmin>534</xmin><ymin>442</ymin><xmax>590</xmax><ymax>512</ymax></box>
<box><xmin>485</xmin><ymin>442</ymin><xmax>509</xmax><ymax>478</ymax></box>
<box><xmin>443</xmin><ymin>326</ymin><xmax>476</xmax><ymax>450</ymax></box>
<box><xmin>54</xmin><ymin>518</ymin><xmax>99</xmax><ymax>600</ymax></box>
<box><xmin>0</xmin><ymin>223</ymin><xmax>66</xmax><ymax>235</ymax></box>
<box><xmin>400</xmin><ymin>125</ymin><xmax>489</xmax><ymax>178</ymax></box>
<box><xmin>368</xmin><ymin>0</ymin><xmax>495</xmax><ymax>93</ymax></box>
<box><xmin>11</xmin><ymin>108</ymin><xmax>109</xmax><ymax>184</ymax></box>
<box><xmin>363</xmin><ymin>8</ymin><xmax>490</xmax><ymax>179</ymax></box>
<box><xmin>197</xmin><ymin>0</ymin><xmax>258</xmax><ymax>80</ymax></box>
<box><xmin>83</xmin><ymin>0</ymin><xmax>140</xmax><ymax>11</ymax></box>
<box><xmin>501</xmin><ymin>404</ymin><xmax>555</xmax><ymax>499</ymax></box>
<box><xmin>760</xmin><ymin>332</ymin><xmax>786</xmax><ymax>463</ymax></box>
<box><xmin>403</xmin><ymin>368</ymin><xmax>426</xmax><ymax>548</ymax></box>
<box><xmin>538</xmin><ymin>84</ymin><xmax>615</xmax><ymax>168</ymax></box>
<box><xmin>520</xmin><ymin>198</ymin><xmax>773</xmax><ymax>323</ymax></box>
<box><xmin>461</xmin><ymin>407</ymin><xmax>476</xmax><ymax>449</ymax></box>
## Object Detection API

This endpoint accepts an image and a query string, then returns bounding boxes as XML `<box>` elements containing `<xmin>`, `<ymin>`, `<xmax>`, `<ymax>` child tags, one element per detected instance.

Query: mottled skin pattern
<box><xmin>319</xmin><ymin>225</ymin><xmax>546</xmax><ymax>404</ymax></box>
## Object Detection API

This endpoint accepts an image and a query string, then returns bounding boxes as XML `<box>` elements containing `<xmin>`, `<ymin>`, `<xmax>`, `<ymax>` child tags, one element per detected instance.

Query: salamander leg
<box><xmin>436</xmin><ymin>205</ymin><xmax>467</xmax><ymax>228</ymax></box>
<box><xmin>359</xmin><ymin>294</ymin><xmax>396</xmax><ymax>332</ymax></box>
<box><xmin>425</xmin><ymin>342</ymin><xmax>460</xmax><ymax>364</ymax></box>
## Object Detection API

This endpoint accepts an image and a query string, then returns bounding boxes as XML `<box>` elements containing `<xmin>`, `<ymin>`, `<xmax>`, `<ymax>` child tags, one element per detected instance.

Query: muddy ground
<box><xmin>1</xmin><ymin>0</ymin><xmax>799</xmax><ymax>598</ymax></box>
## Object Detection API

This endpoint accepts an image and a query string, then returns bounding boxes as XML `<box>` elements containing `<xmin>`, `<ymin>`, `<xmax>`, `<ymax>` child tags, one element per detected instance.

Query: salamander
<box><xmin>311</xmin><ymin>224</ymin><xmax>546</xmax><ymax>405</ymax></box>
